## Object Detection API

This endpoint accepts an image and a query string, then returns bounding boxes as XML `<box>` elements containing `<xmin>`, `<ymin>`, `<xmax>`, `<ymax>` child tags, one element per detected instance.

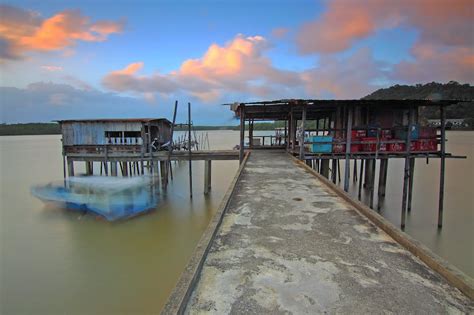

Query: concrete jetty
<box><xmin>166</xmin><ymin>151</ymin><xmax>473</xmax><ymax>314</ymax></box>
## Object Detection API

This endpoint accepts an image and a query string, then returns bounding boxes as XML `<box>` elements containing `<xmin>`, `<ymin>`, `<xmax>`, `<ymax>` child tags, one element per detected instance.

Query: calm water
<box><xmin>0</xmin><ymin>130</ymin><xmax>472</xmax><ymax>314</ymax></box>
<box><xmin>0</xmin><ymin>132</ymin><xmax>238</xmax><ymax>314</ymax></box>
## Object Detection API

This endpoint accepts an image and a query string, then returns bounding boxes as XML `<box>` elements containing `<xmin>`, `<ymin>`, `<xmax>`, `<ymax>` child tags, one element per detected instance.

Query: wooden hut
<box><xmin>230</xmin><ymin>99</ymin><xmax>467</xmax><ymax>228</ymax></box>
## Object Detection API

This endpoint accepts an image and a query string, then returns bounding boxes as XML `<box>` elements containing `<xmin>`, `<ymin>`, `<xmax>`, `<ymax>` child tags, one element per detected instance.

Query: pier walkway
<box><xmin>173</xmin><ymin>151</ymin><xmax>472</xmax><ymax>314</ymax></box>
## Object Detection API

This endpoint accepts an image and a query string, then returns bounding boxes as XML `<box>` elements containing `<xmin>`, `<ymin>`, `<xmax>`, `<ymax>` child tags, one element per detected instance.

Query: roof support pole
<box><xmin>401</xmin><ymin>106</ymin><xmax>415</xmax><ymax>229</ymax></box>
<box><xmin>438</xmin><ymin>105</ymin><xmax>446</xmax><ymax>228</ymax></box>
<box><xmin>239</xmin><ymin>105</ymin><xmax>245</xmax><ymax>164</ymax></box>
<box><xmin>344</xmin><ymin>106</ymin><xmax>353</xmax><ymax>192</ymax></box>
<box><xmin>188</xmin><ymin>102</ymin><xmax>193</xmax><ymax>199</ymax></box>
<box><xmin>299</xmin><ymin>105</ymin><xmax>306</xmax><ymax>160</ymax></box>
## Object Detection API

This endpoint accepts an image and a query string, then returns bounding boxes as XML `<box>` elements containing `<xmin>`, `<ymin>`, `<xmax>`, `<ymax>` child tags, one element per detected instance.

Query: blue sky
<box><xmin>0</xmin><ymin>0</ymin><xmax>472</xmax><ymax>124</ymax></box>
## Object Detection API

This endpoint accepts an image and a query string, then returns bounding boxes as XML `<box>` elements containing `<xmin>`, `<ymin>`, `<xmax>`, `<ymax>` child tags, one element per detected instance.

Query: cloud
<box><xmin>103</xmin><ymin>34</ymin><xmax>303</xmax><ymax>102</ymax></box>
<box><xmin>302</xmin><ymin>48</ymin><xmax>386</xmax><ymax>99</ymax></box>
<box><xmin>296</xmin><ymin>0</ymin><xmax>473</xmax><ymax>54</ymax></box>
<box><xmin>0</xmin><ymin>81</ymin><xmax>235</xmax><ymax>124</ymax></box>
<box><xmin>0</xmin><ymin>5</ymin><xmax>124</xmax><ymax>60</ymax></box>
<box><xmin>392</xmin><ymin>43</ymin><xmax>474</xmax><ymax>83</ymax></box>
<box><xmin>41</xmin><ymin>65</ymin><xmax>63</xmax><ymax>72</ymax></box>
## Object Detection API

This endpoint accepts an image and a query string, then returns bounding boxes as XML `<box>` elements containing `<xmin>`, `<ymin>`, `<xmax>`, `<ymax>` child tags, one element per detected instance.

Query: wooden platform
<box><xmin>66</xmin><ymin>150</ymin><xmax>239</xmax><ymax>161</ymax></box>
<box><xmin>163</xmin><ymin>150</ymin><xmax>473</xmax><ymax>314</ymax></box>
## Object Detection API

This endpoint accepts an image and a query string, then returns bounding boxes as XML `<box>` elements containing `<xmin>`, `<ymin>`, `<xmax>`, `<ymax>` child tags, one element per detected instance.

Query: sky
<box><xmin>0</xmin><ymin>0</ymin><xmax>473</xmax><ymax>124</ymax></box>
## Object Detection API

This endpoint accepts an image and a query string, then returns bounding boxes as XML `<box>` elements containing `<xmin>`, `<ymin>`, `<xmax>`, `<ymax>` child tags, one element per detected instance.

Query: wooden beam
<box><xmin>299</xmin><ymin>105</ymin><xmax>306</xmax><ymax>160</ymax></box>
<box><xmin>239</xmin><ymin>105</ymin><xmax>245</xmax><ymax>163</ymax></box>
<box><xmin>344</xmin><ymin>107</ymin><xmax>353</xmax><ymax>192</ymax></box>
<box><xmin>188</xmin><ymin>102</ymin><xmax>193</xmax><ymax>199</ymax></box>
<box><xmin>438</xmin><ymin>105</ymin><xmax>446</xmax><ymax>228</ymax></box>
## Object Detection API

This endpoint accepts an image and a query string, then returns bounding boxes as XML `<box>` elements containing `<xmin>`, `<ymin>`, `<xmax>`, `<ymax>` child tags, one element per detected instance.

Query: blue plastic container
<box><xmin>307</xmin><ymin>136</ymin><xmax>333</xmax><ymax>153</ymax></box>
<box><xmin>394</xmin><ymin>124</ymin><xmax>419</xmax><ymax>140</ymax></box>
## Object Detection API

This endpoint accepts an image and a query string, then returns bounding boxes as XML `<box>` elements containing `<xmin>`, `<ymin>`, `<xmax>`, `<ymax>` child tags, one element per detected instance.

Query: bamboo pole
<box><xmin>438</xmin><ymin>105</ymin><xmax>446</xmax><ymax>228</ymax></box>
<box><xmin>188</xmin><ymin>102</ymin><xmax>193</xmax><ymax>199</ymax></box>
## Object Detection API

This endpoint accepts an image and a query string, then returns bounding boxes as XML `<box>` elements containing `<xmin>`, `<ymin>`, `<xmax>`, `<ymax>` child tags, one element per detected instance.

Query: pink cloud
<box><xmin>41</xmin><ymin>65</ymin><xmax>63</xmax><ymax>72</ymax></box>
<box><xmin>302</xmin><ymin>48</ymin><xmax>386</xmax><ymax>98</ymax></box>
<box><xmin>392</xmin><ymin>43</ymin><xmax>474</xmax><ymax>83</ymax></box>
<box><xmin>296</xmin><ymin>0</ymin><xmax>473</xmax><ymax>54</ymax></box>
<box><xmin>102</xmin><ymin>34</ymin><xmax>303</xmax><ymax>102</ymax></box>
<box><xmin>0</xmin><ymin>5</ymin><xmax>124</xmax><ymax>60</ymax></box>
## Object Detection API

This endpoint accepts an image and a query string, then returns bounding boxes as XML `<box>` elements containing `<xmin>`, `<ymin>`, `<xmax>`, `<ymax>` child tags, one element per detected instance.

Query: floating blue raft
<box><xmin>31</xmin><ymin>176</ymin><xmax>158</xmax><ymax>221</ymax></box>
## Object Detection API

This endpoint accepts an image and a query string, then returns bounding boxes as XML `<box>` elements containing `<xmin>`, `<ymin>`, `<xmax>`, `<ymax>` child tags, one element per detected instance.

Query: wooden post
<box><xmin>85</xmin><ymin>161</ymin><xmax>93</xmax><ymax>175</ymax></box>
<box><xmin>249</xmin><ymin>119</ymin><xmax>253</xmax><ymax>148</ymax></box>
<box><xmin>299</xmin><ymin>105</ymin><xmax>306</xmax><ymax>160</ymax></box>
<box><xmin>321</xmin><ymin>160</ymin><xmax>329</xmax><ymax>178</ymax></box>
<box><xmin>331</xmin><ymin>159</ymin><xmax>337</xmax><ymax>183</ymax></box>
<box><xmin>369</xmin><ymin>158</ymin><xmax>376</xmax><ymax>209</ymax></box>
<box><xmin>353</xmin><ymin>159</ymin><xmax>358</xmax><ymax>182</ymax></box>
<box><xmin>239</xmin><ymin>105</ymin><xmax>245</xmax><ymax>164</ymax></box>
<box><xmin>401</xmin><ymin>106</ymin><xmax>415</xmax><ymax>229</ymax></box>
<box><xmin>103</xmin><ymin>146</ymin><xmax>108</xmax><ymax>176</ymax></box>
<box><xmin>284</xmin><ymin>120</ymin><xmax>288</xmax><ymax>146</ymax></box>
<box><xmin>438</xmin><ymin>105</ymin><xmax>446</xmax><ymax>228</ymax></box>
<box><xmin>67</xmin><ymin>158</ymin><xmax>74</xmax><ymax>177</ymax></box>
<box><xmin>377</xmin><ymin>159</ymin><xmax>388</xmax><ymax>210</ymax></box>
<box><xmin>290</xmin><ymin>108</ymin><xmax>295</xmax><ymax>151</ymax></box>
<box><xmin>204</xmin><ymin>160</ymin><xmax>212</xmax><ymax>194</ymax></box>
<box><xmin>166</xmin><ymin>101</ymin><xmax>178</xmax><ymax>186</ymax></box>
<box><xmin>407</xmin><ymin>158</ymin><xmax>415</xmax><ymax>212</ymax></box>
<box><xmin>122</xmin><ymin>162</ymin><xmax>129</xmax><ymax>176</ymax></box>
<box><xmin>111</xmin><ymin>162</ymin><xmax>118</xmax><ymax>176</ymax></box>
<box><xmin>188</xmin><ymin>102</ymin><xmax>193</xmax><ymax>199</ymax></box>
<box><xmin>358</xmin><ymin>159</ymin><xmax>364</xmax><ymax>200</ymax></box>
<box><xmin>344</xmin><ymin>107</ymin><xmax>353</xmax><ymax>192</ymax></box>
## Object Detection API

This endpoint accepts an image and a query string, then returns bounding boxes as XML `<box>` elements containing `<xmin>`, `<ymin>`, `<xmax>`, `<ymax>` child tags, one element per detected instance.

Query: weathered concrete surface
<box><xmin>186</xmin><ymin>151</ymin><xmax>473</xmax><ymax>314</ymax></box>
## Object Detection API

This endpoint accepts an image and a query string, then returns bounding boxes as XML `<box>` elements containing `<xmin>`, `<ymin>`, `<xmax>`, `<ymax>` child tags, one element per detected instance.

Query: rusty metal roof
<box><xmin>56</xmin><ymin>118</ymin><xmax>172</xmax><ymax>124</ymax></box>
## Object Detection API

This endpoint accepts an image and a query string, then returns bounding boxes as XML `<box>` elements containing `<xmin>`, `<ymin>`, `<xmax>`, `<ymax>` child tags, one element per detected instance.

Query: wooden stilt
<box><xmin>299</xmin><ymin>105</ymin><xmax>306</xmax><ymax>160</ymax></box>
<box><xmin>369</xmin><ymin>159</ymin><xmax>376</xmax><ymax>209</ymax></box>
<box><xmin>111</xmin><ymin>162</ymin><xmax>118</xmax><ymax>176</ymax></box>
<box><xmin>204</xmin><ymin>160</ymin><xmax>212</xmax><ymax>194</ymax></box>
<box><xmin>320</xmin><ymin>160</ymin><xmax>329</xmax><ymax>178</ymax></box>
<box><xmin>377</xmin><ymin>159</ymin><xmax>388</xmax><ymax>210</ymax></box>
<box><xmin>239</xmin><ymin>105</ymin><xmax>245</xmax><ymax>164</ymax></box>
<box><xmin>401</xmin><ymin>107</ymin><xmax>415</xmax><ymax>229</ymax></box>
<box><xmin>353</xmin><ymin>159</ymin><xmax>358</xmax><ymax>182</ymax></box>
<box><xmin>331</xmin><ymin>159</ymin><xmax>337</xmax><ymax>183</ymax></box>
<box><xmin>344</xmin><ymin>107</ymin><xmax>353</xmax><ymax>192</ymax></box>
<box><xmin>85</xmin><ymin>161</ymin><xmax>93</xmax><ymax>175</ymax></box>
<box><xmin>358</xmin><ymin>159</ymin><xmax>364</xmax><ymax>200</ymax></box>
<box><xmin>407</xmin><ymin>158</ymin><xmax>415</xmax><ymax>212</ymax></box>
<box><xmin>438</xmin><ymin>105</ymin><xmax>446</xmax><ymax>228</ymax></box>
<box><xmin>188</xmin><ymin>102</ymin><xmax>193</xmax><ymax>199</ymax></box>
<box><xmin>67</xmin><ymin>158</ymin><xmax>74</xmax><ymax>177</ymax></box>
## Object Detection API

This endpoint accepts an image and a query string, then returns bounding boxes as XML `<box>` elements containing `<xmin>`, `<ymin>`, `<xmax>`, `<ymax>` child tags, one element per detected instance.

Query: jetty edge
<box><xmin>162</xmin><ymin>150</ymin><xmax>472</xmax><ymax>314</ymax></box>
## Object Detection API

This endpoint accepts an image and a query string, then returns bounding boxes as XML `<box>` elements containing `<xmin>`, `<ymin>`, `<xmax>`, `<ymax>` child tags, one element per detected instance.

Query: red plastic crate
<box><xmin>387</xmin><ymin>142</ymin><xmax>405</xmax><ymax>152</ymax></box>
<box><xmin>416</xmin><ymin>139</ymin><xmax>438</xmax><ymax>151</ymax></box>
<box><xmin>361</xmin><ymin>137</ymin><xmax>388</xmax><ymax>152</ymax></box>
<box><xmin>332</xmin><ymin>139</ymin><xmax>360</xmax><ymax>153</ymax></box>
<box><xmin>351</xmin><ymin>130</ymin><xmax>366</xmax><ymax>139</ymax></box>
<box><xmin>419</xmin><ymin>127</ymin><xmax>437</xmax><ymax>139</ymax></box>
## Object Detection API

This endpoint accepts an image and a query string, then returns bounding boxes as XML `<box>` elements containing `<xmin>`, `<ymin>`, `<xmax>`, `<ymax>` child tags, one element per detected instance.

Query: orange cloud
<box><xmin>0</xmin><ymin>5</ymin><xmax>124</xmax><ymax>60</ymax></box>
<box><xmin>103</xmin><ymin>34</ymin><xmax>303</xmax><ymax>102</ymax></box>
<box><xmin>111</xmin><ymin>62</ymin><xmax>144</xmax><ymax>75</ymax></box>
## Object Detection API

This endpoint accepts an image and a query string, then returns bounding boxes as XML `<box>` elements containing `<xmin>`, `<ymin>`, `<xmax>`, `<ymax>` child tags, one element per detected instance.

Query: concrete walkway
<box><xmin>186</xmin><ymin>151</ymin><xmax>472</xmax><ymax>314</ymax></box>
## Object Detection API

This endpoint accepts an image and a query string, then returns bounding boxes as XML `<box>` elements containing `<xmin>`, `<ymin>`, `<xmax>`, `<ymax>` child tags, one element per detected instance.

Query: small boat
<box><xmin>31</xmin><ymin>176</ymin><xmax>158</xmax><ymax>221</ymax></box>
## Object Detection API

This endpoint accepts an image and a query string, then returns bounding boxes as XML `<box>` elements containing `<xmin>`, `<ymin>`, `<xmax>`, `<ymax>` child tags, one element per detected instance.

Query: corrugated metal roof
<box><xmin>56</xmin><ymin>118</ymin><xmax>172</xmax><ymax>124</ymax></box>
